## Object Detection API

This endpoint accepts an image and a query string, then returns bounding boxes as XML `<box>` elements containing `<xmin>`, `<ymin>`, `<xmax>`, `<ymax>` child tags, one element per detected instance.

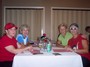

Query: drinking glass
<box><xmin>39</xmin><ymin>43</ymin><xmax>43</xmax><ymax>50</ymax></box>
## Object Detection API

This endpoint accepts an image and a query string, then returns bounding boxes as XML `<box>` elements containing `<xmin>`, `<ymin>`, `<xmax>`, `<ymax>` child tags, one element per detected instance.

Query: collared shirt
<box><xmin>58</xmin><ymin>32</ymin><xmax>72</xmax><ymax>46</ymax></box>
<box><xmin>16</xmin><ymin>34</ymin><xmax>29</xmax><ymax>45</ymax></box>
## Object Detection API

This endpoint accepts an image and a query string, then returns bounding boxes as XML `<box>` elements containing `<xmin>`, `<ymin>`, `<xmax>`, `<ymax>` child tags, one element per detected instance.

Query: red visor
<box><xmin>5</xmin><ymin>23</ymin><xmax>17</xmax><ymax>30</ymax></box>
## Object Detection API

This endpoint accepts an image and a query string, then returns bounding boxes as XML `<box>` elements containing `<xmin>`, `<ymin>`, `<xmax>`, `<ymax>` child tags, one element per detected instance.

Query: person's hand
<box><xmin>66</xmin><ymin>47</ymin><xmax>73</xmax><ymax>52</ymax></box>
<box><xmin>28</xmin><ymin>46</ymin><xmax>33</xmax><ymax>52</ymax></box>
<box><xmin>27</xmin><ymin>42</ymin><xmax>31</xmax><ymax>46</ymax></box>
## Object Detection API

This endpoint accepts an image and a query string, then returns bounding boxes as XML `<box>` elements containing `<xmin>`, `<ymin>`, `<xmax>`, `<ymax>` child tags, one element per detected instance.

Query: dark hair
<box><xmin>85</xmin><ymin>26</ymin><xmax>90</xmax><ymax>32</ymax></box>
<box><xmin>69</xmin><ymin>23</ymin><xmax>79</xmax><ymax>28</ymax></box>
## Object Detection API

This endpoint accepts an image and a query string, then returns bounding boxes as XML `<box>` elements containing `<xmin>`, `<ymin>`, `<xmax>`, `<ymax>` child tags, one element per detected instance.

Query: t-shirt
<box><xmin>0</xmin><ymin>35</ymin><xmax>17</xmax><ymax>61</ymax></box>
<box><xmin>68</xmin><ymin>34</ymin><xmax>90</xmax><ymax>60</ymax></box>
<box><xmin>58</xmin><ymin>32</ymin><xmax>72</xmax><ymax>46</ymax></box>
<box><xmin>16</xmin><ymin>34</ymin><xmax>29</xmax><ymax>45</ymax></box>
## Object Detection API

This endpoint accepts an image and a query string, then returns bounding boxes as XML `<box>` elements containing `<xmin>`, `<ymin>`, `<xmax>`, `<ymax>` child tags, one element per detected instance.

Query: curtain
<box><xmin>52</xmin><ymin>9</ymin><xmax>90</xmax><ymax>41</ymax></box>
<box><xmin>5</xmin><ymin>8</ymin><xmax>44</xmax><ymax>41</ymax></box>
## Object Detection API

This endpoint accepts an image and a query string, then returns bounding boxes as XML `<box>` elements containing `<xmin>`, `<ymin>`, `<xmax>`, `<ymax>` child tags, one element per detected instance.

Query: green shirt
<box><xmin>58</xmin><ymin>32</ymin><xmax>72</xmax><ymax>46</ymax></box>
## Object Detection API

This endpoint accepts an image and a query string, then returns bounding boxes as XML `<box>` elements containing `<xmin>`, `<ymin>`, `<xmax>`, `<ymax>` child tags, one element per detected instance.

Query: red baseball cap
<box><xmin>4</xmin><ymin>23</ymin><xmax>17</xmax><ymax>30</ymax></box>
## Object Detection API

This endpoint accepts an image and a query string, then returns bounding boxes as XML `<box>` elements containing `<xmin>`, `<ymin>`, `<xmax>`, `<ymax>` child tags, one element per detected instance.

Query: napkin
<box><xmin>31</xmin><ymin>49</ymin><xmax>43</xmax><ymax>55</ymax></box>
<box><xmin>53</xmin><ymin>49</ymin><xmax>71</xmax><ymax>52</ymax></box>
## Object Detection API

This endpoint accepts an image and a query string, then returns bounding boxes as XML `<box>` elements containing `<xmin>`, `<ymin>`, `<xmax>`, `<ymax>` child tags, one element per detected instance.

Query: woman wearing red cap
<box><xmin>0</xmin><ymin>23</ymin><xmax>33</xmax><ymax>67</ymax></box>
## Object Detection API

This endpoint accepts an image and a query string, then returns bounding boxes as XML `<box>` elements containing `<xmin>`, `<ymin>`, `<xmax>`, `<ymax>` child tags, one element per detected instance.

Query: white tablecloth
<box><xmin>12</xmin><ymin>47</ymin><xmax>83</xmax><ymax>67</ymax></box>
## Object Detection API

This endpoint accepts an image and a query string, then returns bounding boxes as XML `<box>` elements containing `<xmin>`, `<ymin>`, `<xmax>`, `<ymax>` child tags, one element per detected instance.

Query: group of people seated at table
<box><xmin>56</xmin><ymin>23</ymin><xmax>90</xmax><ymax>67</ymax></box>
<box><xmin>0</xmin><ymin>22</ymin><xmax>90</xmax><ymax>67</ymax></box>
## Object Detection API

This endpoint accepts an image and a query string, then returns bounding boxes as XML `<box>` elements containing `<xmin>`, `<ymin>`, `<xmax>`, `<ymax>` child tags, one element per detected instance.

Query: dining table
<box><xmin>12</xmin><ymin>47</ymin><xmax>83</xmax><ymax>67</ymax></box>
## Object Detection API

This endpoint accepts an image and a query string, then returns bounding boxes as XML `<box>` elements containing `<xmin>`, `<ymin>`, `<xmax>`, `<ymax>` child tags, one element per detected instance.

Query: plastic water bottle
<box><xmin>46</xmin><ymin>41</ymin><xmax>51</xmax><ymax>52</ymax></box>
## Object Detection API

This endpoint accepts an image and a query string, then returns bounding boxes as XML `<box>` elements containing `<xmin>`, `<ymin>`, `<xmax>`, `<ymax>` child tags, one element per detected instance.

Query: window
<box><xmin>4</xmin><ymin>7</ymin><xmax>45</xmax><ymax>41</ymax></box>
<box><xmin>51</xmin><ymin>7</ymin><xmax>90</xmax><ymax>41</ymax></box>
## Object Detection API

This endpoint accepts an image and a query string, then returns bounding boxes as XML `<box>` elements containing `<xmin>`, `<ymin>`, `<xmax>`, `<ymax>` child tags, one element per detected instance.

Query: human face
<box><xmin>87</xmin><ymin>28</ymin><xmax>90</xmax><ymax>33</ymax></box>
<box><xmin>22</xmin><ymin>28</ymin><xmax>29</xmax><ymax>37</ymax></box>
<box><xmin>59</xmin><ymin>26</ymin><xmax>67</xmax><ymax>35</ymax></box>
<box><xmin>6</xmin><ymin>27</ymin><xmax>16</xmax><ymax>38</ymax></box>
<box><xmin>70</xmin><ymin>26</ymin><xmax>78</xmax><ymax>35</ymax></box>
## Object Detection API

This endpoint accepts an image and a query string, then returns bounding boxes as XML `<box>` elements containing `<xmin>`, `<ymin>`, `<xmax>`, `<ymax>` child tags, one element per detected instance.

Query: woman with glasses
<box><xmin>67</xmin><ymin>23</ymin><xmax>90</xmax><ymax>67</ymax></box>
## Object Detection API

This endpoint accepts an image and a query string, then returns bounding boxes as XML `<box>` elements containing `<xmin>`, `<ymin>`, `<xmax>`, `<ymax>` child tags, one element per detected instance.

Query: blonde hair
<box><xmin>19</xmin><ymin>24</ymin><xmax>29</xmax><ymax>33</ymax></box>
<box><xmin>58</xmin><ymin>23</ymin><xmax>67</xmax><ymax>29</ymax></box>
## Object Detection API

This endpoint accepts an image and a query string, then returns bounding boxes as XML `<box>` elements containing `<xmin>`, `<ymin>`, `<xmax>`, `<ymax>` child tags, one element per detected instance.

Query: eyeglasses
<box><xmin>70</xmin><ymin>28</ymin><xmax>78</xmax><ymax>30</ymax></box>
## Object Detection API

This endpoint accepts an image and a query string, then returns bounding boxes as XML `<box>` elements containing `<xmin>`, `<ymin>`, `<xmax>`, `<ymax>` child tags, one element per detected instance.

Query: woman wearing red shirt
<box><xmin>67</xmin><ymin>23</ymin><xmax>90</xmax><ymax>67</ymax></box>
<box><xmin>0</xmin><ymin>23</ymin><xmax>33</xmax><ymax>67</ymax></box>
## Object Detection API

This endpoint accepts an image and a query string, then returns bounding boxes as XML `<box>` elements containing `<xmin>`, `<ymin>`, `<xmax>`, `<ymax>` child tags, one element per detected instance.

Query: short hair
<box><xmin>85</xmin><ymin>26</ymin><xmax>90</xmax><ymax>32</ymax></box>
<box><xmin>69</xmin><ymin>23</ymin><xmax>79</xmax><ymax>28</ymax></box>
<box><xmin>58</xmin><ymin>23</ymin><xmax>67</xmax><ymax>30</ymax></box>
<box><xmin>19</xmin><ymin>24</ymin><xmax>29</xmax><ymax>33</ymax></box>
